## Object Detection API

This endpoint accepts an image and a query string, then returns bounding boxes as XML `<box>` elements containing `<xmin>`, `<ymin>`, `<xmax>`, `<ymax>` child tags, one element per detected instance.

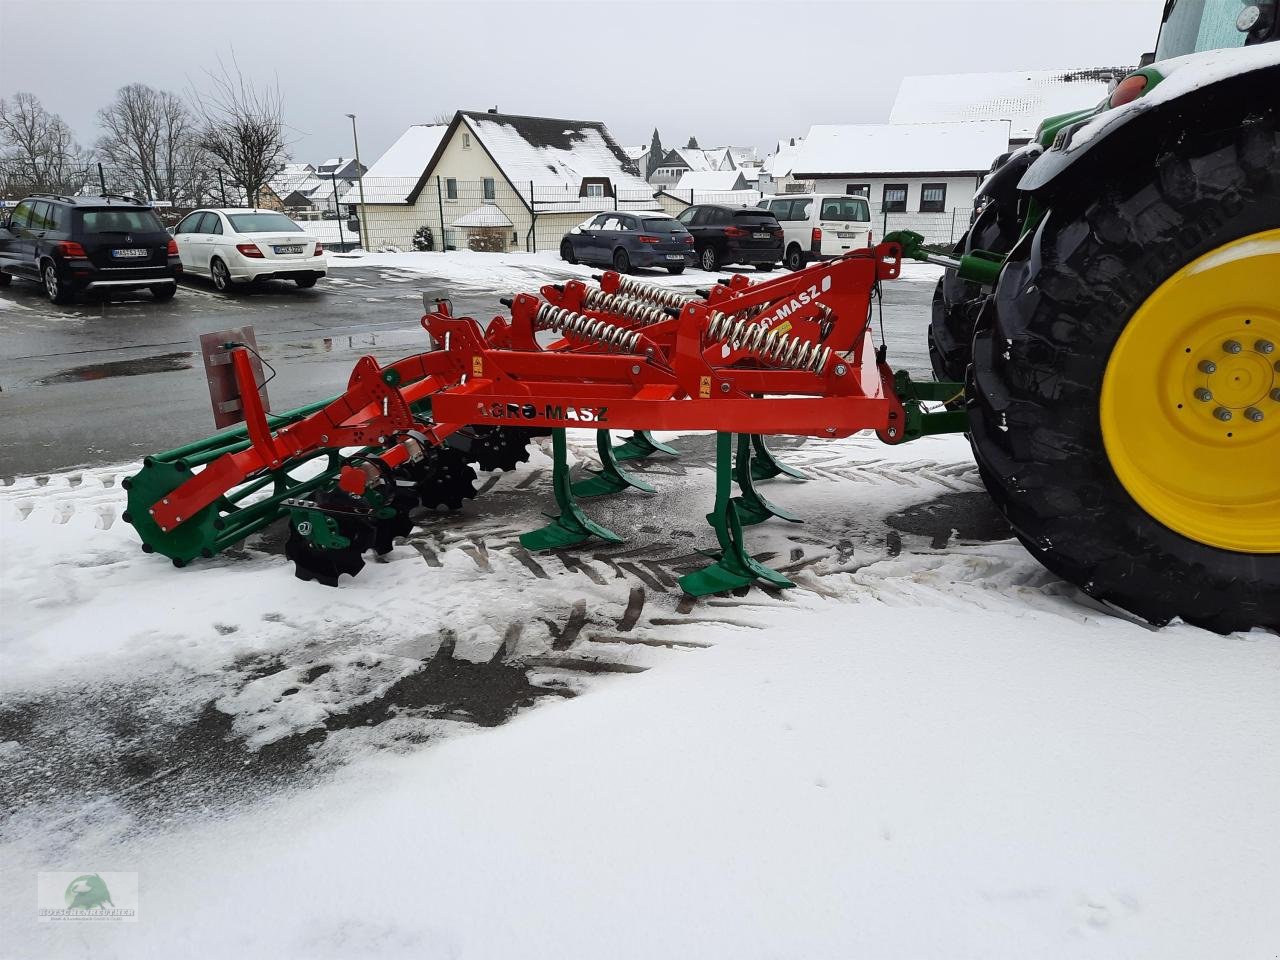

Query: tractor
<box><xmin>123</xmin><ymin>0</ymin><xmax>1278</xmax><ymax>634</ymax></box>
<box><xmin>918</xmin><ymin>0</ymin><xmax>1279</xmax><ymax>633</ymax></box>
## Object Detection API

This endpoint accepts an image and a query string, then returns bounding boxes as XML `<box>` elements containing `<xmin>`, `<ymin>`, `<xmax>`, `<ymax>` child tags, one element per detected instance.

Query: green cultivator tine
<box><xmin>749</xmin><ymin>434</ymin><xmax>808</xmax><ymax>482</ymax></box>
<box><xmin>521</xmin><ymin>429</ymin><xmax>624</xmax><ymax>551</ymax></box>
<box><xmin>679</xmin><ymin>433</ymin><xmax>794</xmax><ymax>598</ymax></box>
<box><xmin>733</xmin><ymin>433</ymin><xmax>802</xmax><ymax>527</ymax></box>
<box><xmin>572</xmin><ymin>430</ymin><xmax>657</xmax><ymax>498</ymax></box>
<box><xmin>611</xmin><ymin>430</ymin><xmax>680</xmax><ymax>462</ymax></box>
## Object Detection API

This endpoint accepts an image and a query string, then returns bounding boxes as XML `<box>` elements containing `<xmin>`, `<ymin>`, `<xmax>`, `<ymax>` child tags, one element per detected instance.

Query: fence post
<box><xmin>436</xmin><ymin>176</ymin><xmax>445</xmax><ymax>252</ymax></box>
<box><xmin>882</xmin><ymin>208</ymin><xmax>889</xmax><ymax>238</ymax></box>
<box><xmin>97</xmin><ymin>163</ymin><xmax>106</xmax><ymax>194</ymax></box>
<box><xmin>531</xmin><ymin>180</ymin><xmax>537</xmax><ymax>253</ymax></box>
<box><xmin>950</xmin><ymin>207</ymin><xmax>958</xmax><ymax>244</ymax></box>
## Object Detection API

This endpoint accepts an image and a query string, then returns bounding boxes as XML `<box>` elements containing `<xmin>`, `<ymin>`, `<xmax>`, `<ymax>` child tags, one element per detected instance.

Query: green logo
<box><xmin>64</xmin><ymin>874</ymin><xmax>113</xmax><ymax>911</ymax></box>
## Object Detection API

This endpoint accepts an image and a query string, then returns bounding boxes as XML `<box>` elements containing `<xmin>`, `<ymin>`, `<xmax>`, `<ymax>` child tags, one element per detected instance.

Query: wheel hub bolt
<box><xmin>1197</xmin><ymin>360</ymin><xmax>1217</xmax><ymax>374</ymax></box>
<box><xmin>1213</xmin><ymin>407</ymin><xmax>1233</xmax><ymax>422</ymax></box>
<box><xmin>1194</xmin><ymin>387</ymin><xmax>1214</xmax><ymax>402</ymax></box>
<box><xmin>1223</xmin><ymin>340</ymin><xmax>1243</xmax><ymax>354</ymax></box>
<box><xmin>1256</xmin><ymin>340</ymin><xmax>1275</xmax><ymax>355</ymax></box>
<box><xmin>1245</xmin><ymin>407</ymin><xmax>1265</xmax><ymax>423</ymax></box>
<box><xmin>1272</xmin><ymin>389</ymin><xmax>1280</xmax><ymax>403</ymax></box>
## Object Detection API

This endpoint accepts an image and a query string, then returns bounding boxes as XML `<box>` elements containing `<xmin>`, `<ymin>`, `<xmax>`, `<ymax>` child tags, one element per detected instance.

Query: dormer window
<box><xmin>579</xmin><ymin>177</ymin><xmax>613</xmax><ymax>198</ymax></box>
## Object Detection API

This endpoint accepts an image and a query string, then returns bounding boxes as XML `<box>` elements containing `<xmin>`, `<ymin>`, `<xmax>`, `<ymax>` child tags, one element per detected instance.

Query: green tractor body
<box><xmin>921</xmin><ymin>0</ymin><xmax>1280</xmax><ymax>633</ymax></box>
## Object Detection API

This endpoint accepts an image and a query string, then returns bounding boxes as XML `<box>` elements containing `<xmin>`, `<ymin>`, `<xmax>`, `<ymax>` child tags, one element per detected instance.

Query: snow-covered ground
<box><xmin>1</xmin><ymin>429</ymin><xmax>1277</xmax><ymax>959</ymax></box>
<box><xmin>326</xmin><ymin>248</ymin><xmax>946</xmax><ymax>294</ymax></box>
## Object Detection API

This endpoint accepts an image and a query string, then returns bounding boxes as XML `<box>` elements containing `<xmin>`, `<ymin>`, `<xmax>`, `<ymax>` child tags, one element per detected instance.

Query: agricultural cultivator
<box><xmin>125</xmin><ymin>10</ymin><xmax>1280</xmax><ymax>634</ymax></box>
<box><xmin>125</xmin><ymin>243</ymin><xmax>966</xmax><ymax>596</ymax></box>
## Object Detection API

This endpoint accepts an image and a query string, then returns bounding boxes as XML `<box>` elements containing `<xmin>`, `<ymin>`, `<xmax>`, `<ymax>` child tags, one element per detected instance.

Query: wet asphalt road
<box><xmin>0</xmin><ymin>260</ymin><xmax>937</xmax><ymax>477</ymax></box>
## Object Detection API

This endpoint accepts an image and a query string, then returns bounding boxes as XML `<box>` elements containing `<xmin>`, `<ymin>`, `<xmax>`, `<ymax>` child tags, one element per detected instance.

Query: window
<box><xmin>845</xmin><ymin>183</ymin><xmax>870</xmax><ymax>197</ymax></box>
<box><xmin>598</xmin><ymin>215</ymin><xmax>623</xmax><ymax>232</ymax></box>
<box><xmin>920</xmin><ymin>183</ymin><xmax>947</xmax><ymax>213</ymax></box>
<box><xmin>676</xmin><ymin>206</ymin><xmax>699</xmax><ymax>225</ymax></box>
<box><xmin>618</xmin><ymin>216</ymin><xmax>637</xmax><ymax>232</ymax></box>
<box><xmin>709</xmin><ymin>208</ymin><xmax>730</xmax><ymax>225</ymax></box>
<box><xmin>208</xmin><ymin>214</ymin><xmax>224</xmax><ymax>235</ymax></box>
<box><xmin>226</xmin><ymin>212</ymin><xmax>301</xmax><ymax>232</ymax></box>
<box><xmin>821</xmin><ymin>197</ymin><xmax>871</xmax><ymax>222</ymax></box>
<box><xmin>445</xmin><ymin>178</ymin><xmax>457</xmax><ymax>200</ymax></box>
<box><xmin>767</xmin><ymin>199</ymin><xmax>794</xmax><ymax>219</ymax></box>
<box><xmin>792</xmin><ymin>198</ymin><xmax>813</xmax><ymax>221</ymax></box>
<box><xmin>174</xmin><ymin>212</ymin><xmax>203</xmax><ymax>234</ymax></box>
<box><xmin>463</xmin><ymin>133</ymin><xmax>471</xmax><ymax>149</ymax></box>
<box><xmin>29</xmin><ymin>202</ymin><xmax>53</xmax><ymax>231</ymax></box>
<box><xmin>482</xmin><ymin>178</ymin><xmax>495</xmax><ymax>201</ymax></box>
<box><xmin>585</xmin><ymin>183</ymin><xmax>605</xmax><ymax>198</ymax></box>
<box><xmin>8</xmin><ymin>200</ymin><xmax>34</xmax><ymax>229</ymax></box>
<box><xmin>80</xmin><ymin>209</ymin><xmax>168</xmax><ymax>233</ymax></box>
<box><xmin>882</xmin><ymin>184</ymin><xmax>908</xmax><ymax>213</ymax></box>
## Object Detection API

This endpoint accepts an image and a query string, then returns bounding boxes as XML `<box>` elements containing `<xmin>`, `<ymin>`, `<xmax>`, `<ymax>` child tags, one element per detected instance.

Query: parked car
<box><xmin>171</xmin><ymin>208</ymin><xmax>326</xmax><ymax>293</ymax></box>
<box><xmin>674</xmin><ymin>204</ymin><xmax>783</xmax><ymax>272</ymax></box>
<box><xmin>756</xmin><ymin>194</ymin><xmax>875</xmax><ymax>271</ymax></box>
<box><xmin>560</xmin><ymin>212</ymin><xmax>694</xmax><ymax>274</ymax></box>
<box><xmin>0</xmin><ymin>194</ymin><xmax>180</xmax><ymax>304</ymax></box>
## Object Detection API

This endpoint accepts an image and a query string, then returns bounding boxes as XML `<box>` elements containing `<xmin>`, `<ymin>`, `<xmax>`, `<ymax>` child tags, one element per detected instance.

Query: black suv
<box><xmin>674</xmin><ymin>204</ymin><xmax>784</xmax><ymax>272</ymax></box>
<box><xmin>0</xmin><ymin>194</ymin><xmax>181</xmax><ymax>303</ymax></box>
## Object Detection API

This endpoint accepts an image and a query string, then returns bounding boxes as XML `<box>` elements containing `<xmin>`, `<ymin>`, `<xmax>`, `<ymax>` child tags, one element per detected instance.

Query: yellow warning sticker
<box><xmin>471</xmin><ymin>355</ymin><xmax>484</xmax><ymax>376</ymax></box>
<box><xmin>699</xmin><ymin>376</ymin><xmax>712</xmax><ymax>399</ymax></box>
<box><xmin>774</xmin><ymin>321</ymin><xmax>793</xmax><ymax>336</ymax></box>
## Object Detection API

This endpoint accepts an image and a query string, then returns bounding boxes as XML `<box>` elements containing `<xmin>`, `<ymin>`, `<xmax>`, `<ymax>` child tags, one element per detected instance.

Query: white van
<box><xmin>756</xmin><ymin>194</ymin><xmax>875</xmax><ymax>271</ymax></box>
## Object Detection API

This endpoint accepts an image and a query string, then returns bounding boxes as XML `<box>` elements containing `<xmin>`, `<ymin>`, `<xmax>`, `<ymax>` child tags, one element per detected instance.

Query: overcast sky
<box><xmin>1</xmin><ymin>0</ymin><xmax>1166</xmax><ymax>165</ymax></box>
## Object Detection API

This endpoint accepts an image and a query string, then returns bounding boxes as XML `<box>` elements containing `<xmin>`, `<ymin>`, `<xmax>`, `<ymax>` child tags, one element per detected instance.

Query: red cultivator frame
<box><xmin>125</xmin><ymin>242</ymin><xmax>966</xmax><ymax>594</ymax></box>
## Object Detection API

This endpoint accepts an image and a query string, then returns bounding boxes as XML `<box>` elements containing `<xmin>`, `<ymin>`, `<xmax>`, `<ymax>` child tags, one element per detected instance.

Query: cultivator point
<box><xmin>126</xmin><ymin>243</ymin><xmax>967</xmax><ymax>596</ymax></box>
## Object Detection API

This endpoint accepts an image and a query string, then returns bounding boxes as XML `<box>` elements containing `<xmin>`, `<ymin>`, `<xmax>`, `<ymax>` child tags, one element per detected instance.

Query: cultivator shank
<box><xmin>126</xmin><ymin>242</ymin><xmax>965</xmax><ymax>594</ymax></box>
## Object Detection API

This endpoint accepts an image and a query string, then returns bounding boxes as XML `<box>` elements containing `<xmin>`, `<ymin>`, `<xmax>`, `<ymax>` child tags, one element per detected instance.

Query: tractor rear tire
<box><xmin>929</xmin><ymin>149</ymin><xmax>1036</xmax><ymax>384</ymax></box>
<box><xmin>967</xmin><ymin>112</ymin><xmax>1280</xmax><ymax>634</ymax></box>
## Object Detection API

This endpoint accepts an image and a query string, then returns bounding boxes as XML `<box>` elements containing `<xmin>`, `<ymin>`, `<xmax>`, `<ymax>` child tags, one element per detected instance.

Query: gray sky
<box><xmin>1</xmin><ymin>0</ymin><xmax>1166</xmax><ymax>164</ymax></box>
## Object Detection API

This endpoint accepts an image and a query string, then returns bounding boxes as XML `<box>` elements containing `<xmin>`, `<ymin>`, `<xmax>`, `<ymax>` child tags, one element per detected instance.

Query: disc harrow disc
<box><xmin>285</xmin><ymin>491</ymin><xmax>376</xmax><ymax>587</ymax></box>
<box><xmin>406</xmin><ymin>446</ymin><xmax>478</xmax><ymax>511</ymax></box>
<box><xmin>372</xmin><ymin>483</ymin><xmax>420</xmax><ymax>555</ymax></box>
<box><xmin>467</xmin><ymin>426</ymin><xmax>533</xmax><ymax>472</ymax></box>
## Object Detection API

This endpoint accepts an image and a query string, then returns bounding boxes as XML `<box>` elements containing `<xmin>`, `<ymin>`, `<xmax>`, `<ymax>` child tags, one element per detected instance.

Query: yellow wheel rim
<box><xmin>1101</xmin><ymin>229</ymin><xmax>1280</xmax><ymax>554</ymax></box>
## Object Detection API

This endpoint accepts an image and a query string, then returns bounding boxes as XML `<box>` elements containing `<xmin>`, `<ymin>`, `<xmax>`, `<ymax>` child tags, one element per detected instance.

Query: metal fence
<box><xmin>0</xmin><ymin>161</ymin><xmax>977</xmax><ymax>252</ymax></box>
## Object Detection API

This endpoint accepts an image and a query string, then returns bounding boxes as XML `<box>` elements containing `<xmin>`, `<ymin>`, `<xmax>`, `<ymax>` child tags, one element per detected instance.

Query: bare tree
<box><xmin>0</xmin><ymin>92</ymin><xmax>89</xmax><ymax>195</ymax></box>
<box><xmin>190</xmin><ymin>55</ymin><xmax>290</xmax><ymax>206</ymax></box>
<box><xmin>96</xmin><ymin>83</ymin><xmax>201</xmax><ymax>202</ymax></box>
<box><xmin>429</xmin><ymin>112</ymin><xmax>454</xmax><ymax>126</ymax></box>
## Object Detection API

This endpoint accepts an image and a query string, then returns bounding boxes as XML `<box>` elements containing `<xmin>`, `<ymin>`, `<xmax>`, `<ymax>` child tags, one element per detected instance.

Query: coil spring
<box><xmin>610</xmin><ymin>275</ymin><xmax>697</xmax><ymax>310</ymax></box>
<box><xmin>705</xmin><ymin>311</ymin><xmax>832</xmax><ymax>374</ymax></box>
<box><xmin>580</xmin><ymin>288</ymin><xmax>672</xmax><ymax>326</ymax></box>
<box><xmin>534</xmin><ymin>303</ymin><xmax>642</xmax><ymax>352</ymax></box>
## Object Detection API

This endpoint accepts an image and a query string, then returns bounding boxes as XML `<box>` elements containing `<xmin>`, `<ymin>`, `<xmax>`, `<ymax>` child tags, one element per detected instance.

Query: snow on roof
<box><xmin>271</xmin><ymin>164</ymin><xmax>321</xmax><ymax>197</ymax></box>
<box><xmin>762</xmin><ymin>138</ymin><xmax>803</xmax><ymax>178</ymax></box>
<box><xmin>451</xmin><ymin>202</ymin><xmax>514</xmax><ymax>228</ymax></box>
<box><xmin>460</xmin><ymin>111</ymin><xmax>652</xmax><ymax>203</ymax></box>
<box><xmin>728</xmin><ymin>146</ymin><xmax>759</xmax><ymax>167</ymax></box>
<box><xmin>675</xmin><ymin>170</ymin><xmax>748</xmax><ymax>191</ymax></box>
<box><xmin>890</xmin><ymin>67</ymin><xmax>1126</xmax><ymax>140</ymax></box>
<box><xmin>341</xmin><ymin>124</ymin><xmax>449</xmax><ymax>203</ymax></box>
<box><xmin>623</xmin><ymin>144</ymin><xmax>649</xmax><ymax>160</ymax></box>
<box><xmin>792</xmin><ymin>122</ymin><xmax>1011</xmax><ymax>178</ymax></box>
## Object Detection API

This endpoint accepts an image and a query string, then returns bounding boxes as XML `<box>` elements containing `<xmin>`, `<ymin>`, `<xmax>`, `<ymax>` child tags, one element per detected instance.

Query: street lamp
<box><xmin>346</xmin><ymin>113</ymin><xmax>370</xmax><ymax>250</ymax></box>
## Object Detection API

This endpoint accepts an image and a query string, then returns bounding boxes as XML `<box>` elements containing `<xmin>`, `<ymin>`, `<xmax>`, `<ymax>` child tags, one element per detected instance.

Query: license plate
<box><xmin>752</xmin><ymin>232</ymin><xmax>771</xmax><ymax>239</ymax></box>
<box><xmin>112</xmin><ymin>248</ymin><xmax>148</xmax><ymax>258</ymax></box>
<box><xmin>666</xmin><ymin>254</ymin><xmax>685</xmax><ymax>261</ymax></box>
<box><xmin>837</xmin><ymin>232</ymin><xmax>856</xmax><ymax>239</ymax></box>
<box><xmin>273</xmin><ymin>244</ymin><xmax>304</xmax><ymax>254</ymax></box>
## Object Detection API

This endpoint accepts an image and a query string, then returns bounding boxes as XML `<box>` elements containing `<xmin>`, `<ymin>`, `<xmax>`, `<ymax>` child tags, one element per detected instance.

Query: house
<box><xmin>341</xmin><ymin>110</ymin><xmax>656</xmax><ymax>251</ymax></box>
<box><xmin>316</xmin><ymin>157</ymin><xmax>365</xmax><ymax>181</ymax></box>
<box><xmin>648</xmin><ymin>146</ymin><xmax>737</xmax><ymax>189</ymax></box>
<box><xmin>890</xmin><ymin>67</ymin><xmax>1126</xmax><ymax>148</ymax></box>
<box><xmin>758</xmin><ymin>137</ymin><xmax>808</xmax><ymax>195</ymax></box>
<box><xmin>790</xmin><ymin>121</ymin><xmax>1010</xmax><ymax>240</ymax></box>
<box><xmin>674</xmin><ymin>170</ymin><xmax>750</xmax><ymax>192</ymax></box>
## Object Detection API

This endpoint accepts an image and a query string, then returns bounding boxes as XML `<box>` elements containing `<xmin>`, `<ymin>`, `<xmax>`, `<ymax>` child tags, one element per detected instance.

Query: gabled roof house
<box><xmin>343</xmin><ymin>110</ymin><xmax>657</xmax><ymax>251</ymax></box>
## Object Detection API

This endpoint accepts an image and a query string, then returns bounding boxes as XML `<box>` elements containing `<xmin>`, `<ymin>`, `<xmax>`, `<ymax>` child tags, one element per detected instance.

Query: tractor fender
<box><xmin>1019</xmin><ymin>45</ymin><xmax>1280</xmax><ymax>198</ymax></box>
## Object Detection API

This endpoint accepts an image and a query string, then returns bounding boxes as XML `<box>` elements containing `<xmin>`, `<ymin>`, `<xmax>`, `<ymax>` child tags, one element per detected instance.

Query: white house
<box><xmin>648</xmin><ymin>146</ymin><xmax>738</xmax><ymax>189</ymax></box>
<box><xmin>790</xmin><ymin>121</ymin><xmax>1010</xmax><ymax>239</ymax></box>
<box><xmin>342</xmin><ymin>110</ymin><xmax>656</xmax><ymax>251</ymax></box>
<box><xmin>890</xmin><ymin>67</ymin><xmax>1126</xmax><ymax>148</ymax></box>
<box><xmin>758</xmin><ymin>137</ymin><xmax>808</xmax><ymax>196</ymax></box>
